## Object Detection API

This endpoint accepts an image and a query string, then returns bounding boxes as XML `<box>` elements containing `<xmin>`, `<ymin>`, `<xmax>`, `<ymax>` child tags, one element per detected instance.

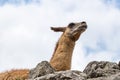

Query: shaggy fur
<box><xmin>0</xmin><ymin>69</ymin><xmax>29</xmax><ymax>80</ymax></box>
<box><xmin>50</xmin><ymin>22</ymin><xmax>87</xmax><ymax>71</ymax></box>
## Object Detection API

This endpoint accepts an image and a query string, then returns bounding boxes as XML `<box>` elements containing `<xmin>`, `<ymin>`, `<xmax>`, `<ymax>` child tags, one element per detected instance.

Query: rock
<box><xmin>107</xmin><ymin>73</ymin><xmax>120</xmax><ymax>80</ymax></box>
<box><xmin>28</xmin><ymin>61</ymin><xmax>120</xmax><ymax>80</ymax></box>
<box><xmin>118</xmin><ymin>61</ymin><xmax>120</xmax><ymax>68</ymax></box>
<box><xmin>83</xmin><ymin>61</ymin><xmax>120</xmax><ymax>78</ymax></box>
<box><xmin>28</xmin><ymin>61</ymin><xmax>55</xmax><ymax>79</ymax></box>
<box><xmin>110</xmin><ymin>72</ymin><xmax>120</xmax><ymax>80</ymax></box>
<box><xmin>87</xmin><ymin>73</ymin><xmax>120</xmax><ymax>80</ymax></box>
<box><xmin>31</xmin><ymin>70</ymin><xmax>87</xmax><ymax>80</ymax></box>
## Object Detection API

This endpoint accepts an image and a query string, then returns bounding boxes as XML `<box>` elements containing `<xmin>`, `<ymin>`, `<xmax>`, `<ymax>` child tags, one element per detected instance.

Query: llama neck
<box><xmin>50</xmin><ymin>33</ymin><xmax>75</xmax><ymax>63</ymax></box>
<box><xmin>50</xmin><ymin>33</ymin><xmax>77</xmax><ymax>71</ymax></box>
<box><xmin>57</xmin><ymin>34</ymin><xmax>75</xmax><ymax>53</ymax></box>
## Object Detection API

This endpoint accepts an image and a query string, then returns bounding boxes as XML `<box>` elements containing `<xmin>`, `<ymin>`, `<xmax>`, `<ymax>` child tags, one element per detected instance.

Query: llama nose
<box><xmin>81</xmin><ymin>21</ymin><xmax>86</xmax><ymax>24</ymax></box>
<box><xmin>81</xmin><ymin>21</ymin><xmax>87</xmax><ymax>28</ymax></box>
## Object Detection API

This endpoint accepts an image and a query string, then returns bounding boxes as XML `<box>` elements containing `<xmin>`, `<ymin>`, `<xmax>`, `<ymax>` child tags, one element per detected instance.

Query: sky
<box><xmin>0</xmin><ymin>0</ymin><xmax>120</xmax><ymax>72</ymax></box>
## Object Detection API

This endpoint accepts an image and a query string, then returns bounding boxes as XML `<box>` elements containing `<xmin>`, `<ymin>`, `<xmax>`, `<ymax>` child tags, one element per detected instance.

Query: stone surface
<box><xmin>83</xmin><ymin>61</ymin><xmax>120</xmax><ymax>78</ymax></box>
<box><xmin>28</xmin><ymin>61</ymin><xmax>120</xmax><ymax>80</ymax></box>
<box><xmin>118</xmin><ymin>61</ymin><xmax>120</xmax><ymax>68</ymax></box>
<box><xmin>87</xmin><ymin>73</ymin><xmax>120</xmax><ymax>80</ymax></box>
<box><xmin>30</xmin><ymin>70</ymin><xmax>87</xmax><ymax>80</ymax></box>
<box><xmin>28</xmin><ymin>61</ymin><xmax>55</xmax><ymax>79</ymax></box>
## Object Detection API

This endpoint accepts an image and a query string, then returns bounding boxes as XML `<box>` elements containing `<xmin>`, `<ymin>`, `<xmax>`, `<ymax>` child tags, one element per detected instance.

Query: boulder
<box><xmin>28</xmin><ymin>61</ymin><xmax>120</xmax><ymax>80</ymax></box>
<box><xmin>28</xmin><ymin>61</ymin><xmax>55</xmax><ymax>79</ymax></box>
<box><xmin>83</xmin><ymin>61</ymin><xmax>120</xmax><ymax>78</ymax></box>
<box><xmin>30</xmin><ymin>70</ymin><xmax>87</xmax><ymax>80</ymax></box>
<box><xmin>87</xmin><ymin>73</ymin><xmax>120</xmax><ymax>80</ymax></box>
<box><xmin>118</xmin><ymin>61</ymin><xmax>120</xmax><ymax>68</ymax></box>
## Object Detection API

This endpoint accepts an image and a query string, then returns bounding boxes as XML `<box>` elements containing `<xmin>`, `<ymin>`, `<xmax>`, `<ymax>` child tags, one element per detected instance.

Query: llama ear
<box><xmin>51</xmin><ymin>27</ymin><xmax>66</xmax><ymax>32</ymax></box>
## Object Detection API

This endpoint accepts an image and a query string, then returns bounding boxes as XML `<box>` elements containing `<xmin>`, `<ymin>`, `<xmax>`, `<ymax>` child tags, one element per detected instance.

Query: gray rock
<box><xmin>118</xmin><ymin>61</ymin><xmax>120</xmax><ymax>68</ymax></box>
<box><xmin>83</xmin><ymin>61</ymin><xmax>120</xmax><ymax>78</ymax></box>
<box><xmin>108</xmin><ymin>73</ymin><xmax>120</xmax><ymax>80</ymax></box>
<box><xmin>32</xmin><ymin>70</ymin><xmax>87</xmax><ymax>80</ymax></box>
<box><xmin>87</xmin><ymin>73</ymin><xmax>120</xmax><ymax>80</ymax></box>
<box><xmin>28</xmin><ymin>61</ymin><xmax>55</xmax><ymax>79</ymax></box>
<box><xmin>28</xmin><ymin>61</ymin><xmax>120</xmax><ymax>80</ymax></box>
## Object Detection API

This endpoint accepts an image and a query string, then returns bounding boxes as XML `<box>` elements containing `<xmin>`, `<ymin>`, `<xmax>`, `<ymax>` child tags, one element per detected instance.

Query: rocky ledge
<box><xmin>28</xmin><ymin>61</ymin><xmax>120</xmax><ymax>80</ymax></box>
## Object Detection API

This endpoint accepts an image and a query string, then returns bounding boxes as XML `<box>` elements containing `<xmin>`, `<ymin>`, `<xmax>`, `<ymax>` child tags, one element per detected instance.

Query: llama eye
<box><xmin>68</xmin><ymin>23</ymin><xmax>75</xmax><ymax>28</ymax></box>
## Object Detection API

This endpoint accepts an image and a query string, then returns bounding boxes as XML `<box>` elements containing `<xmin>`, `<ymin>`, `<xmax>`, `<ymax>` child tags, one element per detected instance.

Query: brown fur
<box><xmin>50</xmin><ymin>22</ymin><xmax>87</xmax><ymax>71</ymax></box>
<box><xmin>0</xmin><ymin>69</ymin><xmax>29</xmax><ymax>80</ymax></box>
<box><xmin>50</xmin><ymin>34</ymin><xmax>75</xmax><ymax>71</ymax></box>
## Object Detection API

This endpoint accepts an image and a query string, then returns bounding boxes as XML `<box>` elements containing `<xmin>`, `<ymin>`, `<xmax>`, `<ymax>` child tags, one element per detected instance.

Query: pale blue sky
<box><xmin>0</xmin><ymin>0</ymin><xmax>120</xmax><ymax>72</ymax></box>
<box><xmin>0</xmin><ymin>0</ymin><xmax>40</xmax><ymax>6</ymax></box>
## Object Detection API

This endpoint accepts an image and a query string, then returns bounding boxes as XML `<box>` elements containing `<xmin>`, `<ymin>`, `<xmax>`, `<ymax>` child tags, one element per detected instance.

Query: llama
<box><xmin>50</xmin><ymin>21</ymin><xmax>87</xmax><ymax>71</ymax></box>
<box><xmin>0</xmin><ymin>22</ymin><xmax>87</xmax><ymax>79</ymax></box>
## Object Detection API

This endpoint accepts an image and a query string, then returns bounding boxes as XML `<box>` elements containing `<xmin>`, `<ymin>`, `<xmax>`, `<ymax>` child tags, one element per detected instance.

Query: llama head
<box><xmin>51</xmin><ymin>21</ymin><xmax>87</xmax><ymax>41</ymax></box>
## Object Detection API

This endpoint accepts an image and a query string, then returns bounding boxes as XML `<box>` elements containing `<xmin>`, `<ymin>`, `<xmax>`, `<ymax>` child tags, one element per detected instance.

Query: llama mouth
<box><xmin>82</xmin><ymin>25</ymin><xmax>87</xmax><ymax>29</ymax></box>
<box><xmin>77</xmin><ymin>26</ymin><xmax>87</xmax><ymax>31</ymax></box>
<box><xmin>81</xmin><ymin>27</ymin><xmax>87</xmax><ymax>30</ymax></box>
<box><xmin>79</xmin><ymin>25</ymin><xmax>87</xmax><ymax>31</ymax></box>
<box><xmin>81</xmin><ymin>23</ymin><xmax>87</xmax><ymax>28</ymax></box>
